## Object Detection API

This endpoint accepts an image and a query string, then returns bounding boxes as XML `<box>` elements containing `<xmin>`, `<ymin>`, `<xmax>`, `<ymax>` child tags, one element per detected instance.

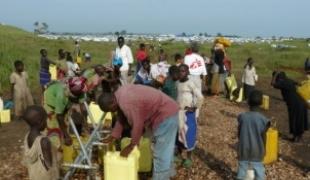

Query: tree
<box><xmin>181</xmin><ymin>32</ymin><xmax>187</xmax><ymax>37</ymax></box>
<box><xmin>217</xmin><ymin>32</ymin><xmax>222</xmax><ymax>37</ymax></box>
<box><xmin>42</xmin><ymin>22</ymin><xmax>49</xmax><ymax>33</ymax></box>
<box><xmin>34</xmin><ymin>21</ymin><xmax>39</xmax><ymax>33</ymax></box>
<box><xmin>204</xmin><ymin>33</ymin><xmax>208</xmax><ymax>37</ymax></box>
<box><xmin>120</xmin><ymin>30</ymin><xmax>127</xmax><ymax>35</ymax></box>
<box><xmin>33</xmin><ymin>21</ymin><xmax>49</xmax><ymax>34</ymax></box>
<box><xmin>115</xmin><ymin>31</ymin><xmax>120</xmax><ymax>37</ymax></box>
<box><xmin>199</xmin><ymin>33</ymin><xmax>203</xmax><ymax>36</ymax></box>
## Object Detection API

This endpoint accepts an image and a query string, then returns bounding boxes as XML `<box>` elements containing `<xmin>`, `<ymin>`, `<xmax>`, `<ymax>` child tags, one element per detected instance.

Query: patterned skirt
<box><xmin>39</xmin><ymin>69</ymin><xmax>51</xmax><ymax>86</ymax></box>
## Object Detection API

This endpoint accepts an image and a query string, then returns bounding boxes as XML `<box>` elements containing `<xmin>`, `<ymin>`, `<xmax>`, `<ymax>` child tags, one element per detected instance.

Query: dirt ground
<box><xmin>0</xmin><ymin>80</ymin><xmax>310</xmax><ymax>180</ymax></box>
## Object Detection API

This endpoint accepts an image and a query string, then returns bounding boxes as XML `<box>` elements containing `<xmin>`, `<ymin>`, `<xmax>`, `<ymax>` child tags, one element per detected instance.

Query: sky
<box><xmin>0</xmin><ymin>0</ymin><xmax>309</xmax><ymax>37</ymax></box>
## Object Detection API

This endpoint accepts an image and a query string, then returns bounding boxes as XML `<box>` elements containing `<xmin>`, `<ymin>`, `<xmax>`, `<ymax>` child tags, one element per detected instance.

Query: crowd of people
<box><xmin>2</xmin><ymin>36</ymin><xmax>309</xmax><ymax>180</ymax></box>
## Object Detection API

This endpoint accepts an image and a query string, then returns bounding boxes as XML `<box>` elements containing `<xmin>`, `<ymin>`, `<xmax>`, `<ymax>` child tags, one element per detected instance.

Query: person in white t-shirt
<box><xmin>115</xmin><ymin>36</ymin><xmax>134</xmax><ymax>85</ymax></box>
<box><xmin>242</xmin><ymin>57</ymin><xmax>258</xmax><ymax>99</ymax></box>
<box><xmin>184</xmin><ymin>43</ymin><xmax>207</xmax><ymax>122</ymax></box>
<box><xmin>184</xmin><ymin>43</ymin><xmax>207</xmax><ymax>92</ymax></box>
<box><xmin>66</xmin><ymin>52</ymin><xmax>80</xmax><ymax>77</ymax></box>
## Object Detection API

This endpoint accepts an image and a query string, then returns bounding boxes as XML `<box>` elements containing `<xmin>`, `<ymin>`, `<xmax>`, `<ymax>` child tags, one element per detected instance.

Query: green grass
<box><xmin>0</xmin><ymin>25</ymin><xmax>309</xmax><ymax>95</ymax></box>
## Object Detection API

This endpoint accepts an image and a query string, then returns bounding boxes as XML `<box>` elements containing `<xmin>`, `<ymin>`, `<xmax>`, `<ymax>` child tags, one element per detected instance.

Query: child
<box><xmin>135</xmin><ymin>43</ymin><xmax>147</xmax><ymax>72</ymax></box>
<box><xmin>134</xmin><ymin>59</ymin><xmax>153</xmax><ymax>86</ymax></box>
<box><xmin>55</xmin><ymin>49</ymin><xmax>68</xmax><ymax>80</ymax></box>
<box><xmin>66</xmin><ymin>51</ymin><xmax>80</xmax><ymax>77</ymax></box>
<box><xmin>81</xmin><ymin>52</ymin><xmax>92</xmax><ymax>70</ymax></box>
<box><xmin>237</xmin><ymin>90</ymin><xmax>269</xmax><ymax>180</ymax></box>
<box><xmin>174</xmin><ymin>53</ymin><xmax>183</xmax><ymax>66</ymax></box>
<box><xmin>177</xmin><ymin>64</ymin><xmax>203</xmax><ymax>168</ymax></box>
<box><xmin>23</xmin><ymin>105</ymin><xmax>59</xmax><ymax>180</ymax></box>
<box><xmin>39</xmin><ymin>49</ymin><xmax>54</xmax><ymax>92</ymax></box>
<box><xmin>162</xmin><ymin>65</ymin><xmax>180</xmax><ymax>100</ymax></box>
<box><xmin>10</xmin><ymin>60</ymin><xmax>34</xmax><ymax>120</ymax></box>
<box><xmin>242</xmin><ymin>57</ymin><xmax>258</xmax><ymax>100</ymax></box>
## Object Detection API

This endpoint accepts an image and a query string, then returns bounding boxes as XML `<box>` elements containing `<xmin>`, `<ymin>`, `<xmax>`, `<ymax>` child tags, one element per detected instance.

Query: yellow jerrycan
<box><xmin>260</xmin><ymin>95</ymin><xmax>270</xmax><ymax>110</ymax></box>
<box><xmin>62</xmin><ymin>135</ymin><xmax>89</xmax><ymax>165</ymax></box>
<box><xmin>0</xmin><ymin>109</ymin><xmax>11</xmax><ymax>123</ymax></box>
<box><xmin>235</xmin><ymin>87</ymin><xmax>244</xmax><ymax>103</ymax></box>
<box><xmin>263</xmin><ymin>126</ymin><xmax>278</xmax><ymax>164</ymax></box>
<box><xmin>87</xmin><ymin>102</ymin><xmax>112</xmax><ymax>124</ymax></box>
<box><xmin>104</xmin><ymin>147</ymin><xmax>140</xmax><ymax>180</ymax></box>
<box><xmin>225</xmin><ymin>74</ymin><xmax>238</xmax><ymax>101</ymax></box>
<box><xmin>121</xmin><ymin>137</ymin><xmax>153</xmax><ymax>172</ymax></box>
<box><xmin>297</xmin><ymin>79</ymin><xmax>310</xmax><ymax>108</ymax></box>
<box><xmin>49</xmin><ymin>64</ymin><xmax>57</xmax><ymax>80</ymax></box>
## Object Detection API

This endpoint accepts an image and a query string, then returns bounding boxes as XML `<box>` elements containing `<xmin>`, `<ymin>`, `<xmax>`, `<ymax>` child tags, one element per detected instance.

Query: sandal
<box><xmin>182</xmin><ymin>159</ymin><xmax>193</xmax><ymax>168</ymax></box>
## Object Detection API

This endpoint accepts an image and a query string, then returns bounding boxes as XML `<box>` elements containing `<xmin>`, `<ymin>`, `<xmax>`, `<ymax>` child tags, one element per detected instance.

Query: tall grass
<box><xmin>0</xmin><ymin>25</ymin><xmax>309</xmax><ymax>95</ymax></box>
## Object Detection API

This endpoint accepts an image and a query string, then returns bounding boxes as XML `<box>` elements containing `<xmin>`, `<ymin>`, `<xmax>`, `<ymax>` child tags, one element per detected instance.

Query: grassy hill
<box><xmin>0</xmin><ymin>25</ymin><xmax>309</xmax><ymax>95</ymax></box>
<box><xmin>0</xmin><ymin>25</ymin><xmax>116</xmax><ymax>94</ymax></box>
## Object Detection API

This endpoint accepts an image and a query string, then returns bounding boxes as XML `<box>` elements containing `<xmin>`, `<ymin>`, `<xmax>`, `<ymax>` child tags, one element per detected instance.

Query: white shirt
<box><xmin>150</xmin><ymin>61</ymin><xmax>170</xmax><ymax>79</ymax></box>
<box><xmin>115</xmin><ymin>44</ymin><xmax>134</xmax><ymax>72</ymax></box>
<box><xmin>242</xmin><ymin>65</ymin><xmax>258</xmax><ymax>86</ymax></box>
<box><xmin>184</xmin><ymin>53</ymin><xmax>207</xmax><ymax>76</ymax></box>
<box><xmin>67</xmin><ymin>61</ymin><xmax>80</xmax><ymax>77</ymax></box>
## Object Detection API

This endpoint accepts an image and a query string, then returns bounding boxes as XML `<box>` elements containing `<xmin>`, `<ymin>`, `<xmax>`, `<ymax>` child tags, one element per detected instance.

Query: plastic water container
<box><xmin>0</xmin><ymin>97</ymin><xmax>3</xmax><ymax>111</ymax></box>
<box><xmin>49</xmin><ymin>65</ymin><xmax>57</xmax><ymax>80</ymax></box>
<box><xmin>0</xmin><ymin>109</ymin><xmax>11</xmax><ymax>123</ymax></box>
<box><xmin>236</xmin><ymin>87</ymin><xmax>244</xmax><ymax>103</ymax></box>
<box><xmin>87</xmin><ymin>102</ymin><xmax>112</xmax><ymax>124</ymax></box>
<box><xmin>121</xmin><ymin>137</ymin><xmax>152</xmax><ymax>172</ymax></box>
<box><xmin>104</xmin><ymin>147</ymin><xmax>140</xmax><ymax>180</ymax></box>
<box><xmin>263</xmin><ymin>128</ymin><xmax>278</xmax><ymax>164</ymax></box>
<box><xmin>297</xmin><ymin>80</ymin><xmax>310</xmax><ymax>108</ymax></box>
<box><xmin>62</xmin><ymin>135</ymin><xmax>89</xmax><ymax>164</ymax></box>
<box><xmin>260</xmin><ymin>95</ymin><xmax>270</xmax><ymax>110</ymax></box>
<box><xmin>225</xmin><ymin>74</ymin><xmax>238</xmax><ymax>101</ymax></box>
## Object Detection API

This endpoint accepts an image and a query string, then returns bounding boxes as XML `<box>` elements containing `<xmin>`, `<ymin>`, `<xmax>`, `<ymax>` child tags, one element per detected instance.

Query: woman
<box><xmin>211</xmin><ymin>49</ymin><xmax>225</xmax><ymax>95</ymax></box>
<box><xmin>272</xmin><ymin>71</ymin><xmax>308</xmax><ymax>142</ymax></box>
<box><xmin>242</xmin><ymin>57</ymin><xmax>258</xmax><ymax>99</ymax></box>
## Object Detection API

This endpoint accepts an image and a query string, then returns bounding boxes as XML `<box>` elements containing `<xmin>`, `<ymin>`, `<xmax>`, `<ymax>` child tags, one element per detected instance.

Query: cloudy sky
<box><xmin>1</xmin><ymin>0</ymin><xmax>309</xmax><ymax>37</ymax></box>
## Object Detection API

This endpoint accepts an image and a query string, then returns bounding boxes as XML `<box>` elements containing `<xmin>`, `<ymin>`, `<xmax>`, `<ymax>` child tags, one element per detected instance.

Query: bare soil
<box><xmin>0</xmin><ymin>79</ymin><xmax>309</xmax><ymax>180</ymax></box>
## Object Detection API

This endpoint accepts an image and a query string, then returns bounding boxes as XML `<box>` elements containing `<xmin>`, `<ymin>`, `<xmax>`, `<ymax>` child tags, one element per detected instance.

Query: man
<box><xmin>115</xmin><ymin>36</ymin><xmax>134</xmax><ymax>85</ymax></box>
<box><xmin>98</xmin><ymin>85</ymin><xmax>179</xmax><ymax>180</ymax></box>
<box><xmin>184</xmin><ymin>43</ymin><xmax>207</xmax><ymax>121</ymax></box>
<box><xmin>184</xmin><ymin>43</ymin><xmax>207</xmax><ymax>92</ymax></box>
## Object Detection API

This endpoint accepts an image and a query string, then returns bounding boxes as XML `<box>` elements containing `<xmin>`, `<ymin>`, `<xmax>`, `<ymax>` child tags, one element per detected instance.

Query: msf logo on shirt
<box><xmin>190</xmin><ymin>59</ymin><xmax>202</xmax><ymax>69</ymax></box>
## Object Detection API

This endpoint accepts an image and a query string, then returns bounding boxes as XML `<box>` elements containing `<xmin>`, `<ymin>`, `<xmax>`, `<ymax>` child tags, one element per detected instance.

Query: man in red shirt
<box><xmin>99</xmin><ymin>84</ymin><xmax>179</xmax><ymax>180</ymax></box>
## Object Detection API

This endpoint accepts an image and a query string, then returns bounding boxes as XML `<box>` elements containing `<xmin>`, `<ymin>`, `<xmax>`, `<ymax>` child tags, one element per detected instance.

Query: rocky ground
<box><xmin>0</xmin><ymin>87</ymin><xmax>310</xmax><ymax>180</ymax></box>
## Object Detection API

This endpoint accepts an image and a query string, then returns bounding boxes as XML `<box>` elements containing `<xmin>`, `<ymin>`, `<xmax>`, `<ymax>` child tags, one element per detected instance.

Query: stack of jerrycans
<box><xmin>121</xmin><ymin>137</ymin><xmax>152</xmax><ymax>172</ymax></box>
<box><xmin>263</xmin><ymin>119</ymin><xmax>278</xmax><ymax>164</ymax></box>
<box><xmin>104</xmin><ymin>147</ymin><xmax>140</xmax><ymax>180</ymax></box>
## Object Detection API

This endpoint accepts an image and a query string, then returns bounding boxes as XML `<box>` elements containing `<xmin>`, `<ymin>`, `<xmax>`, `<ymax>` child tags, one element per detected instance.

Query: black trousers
<box><xmin>244</xmin><ymin>83</ymin><xmax>255</xmax><ymax>100</ymax></box>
